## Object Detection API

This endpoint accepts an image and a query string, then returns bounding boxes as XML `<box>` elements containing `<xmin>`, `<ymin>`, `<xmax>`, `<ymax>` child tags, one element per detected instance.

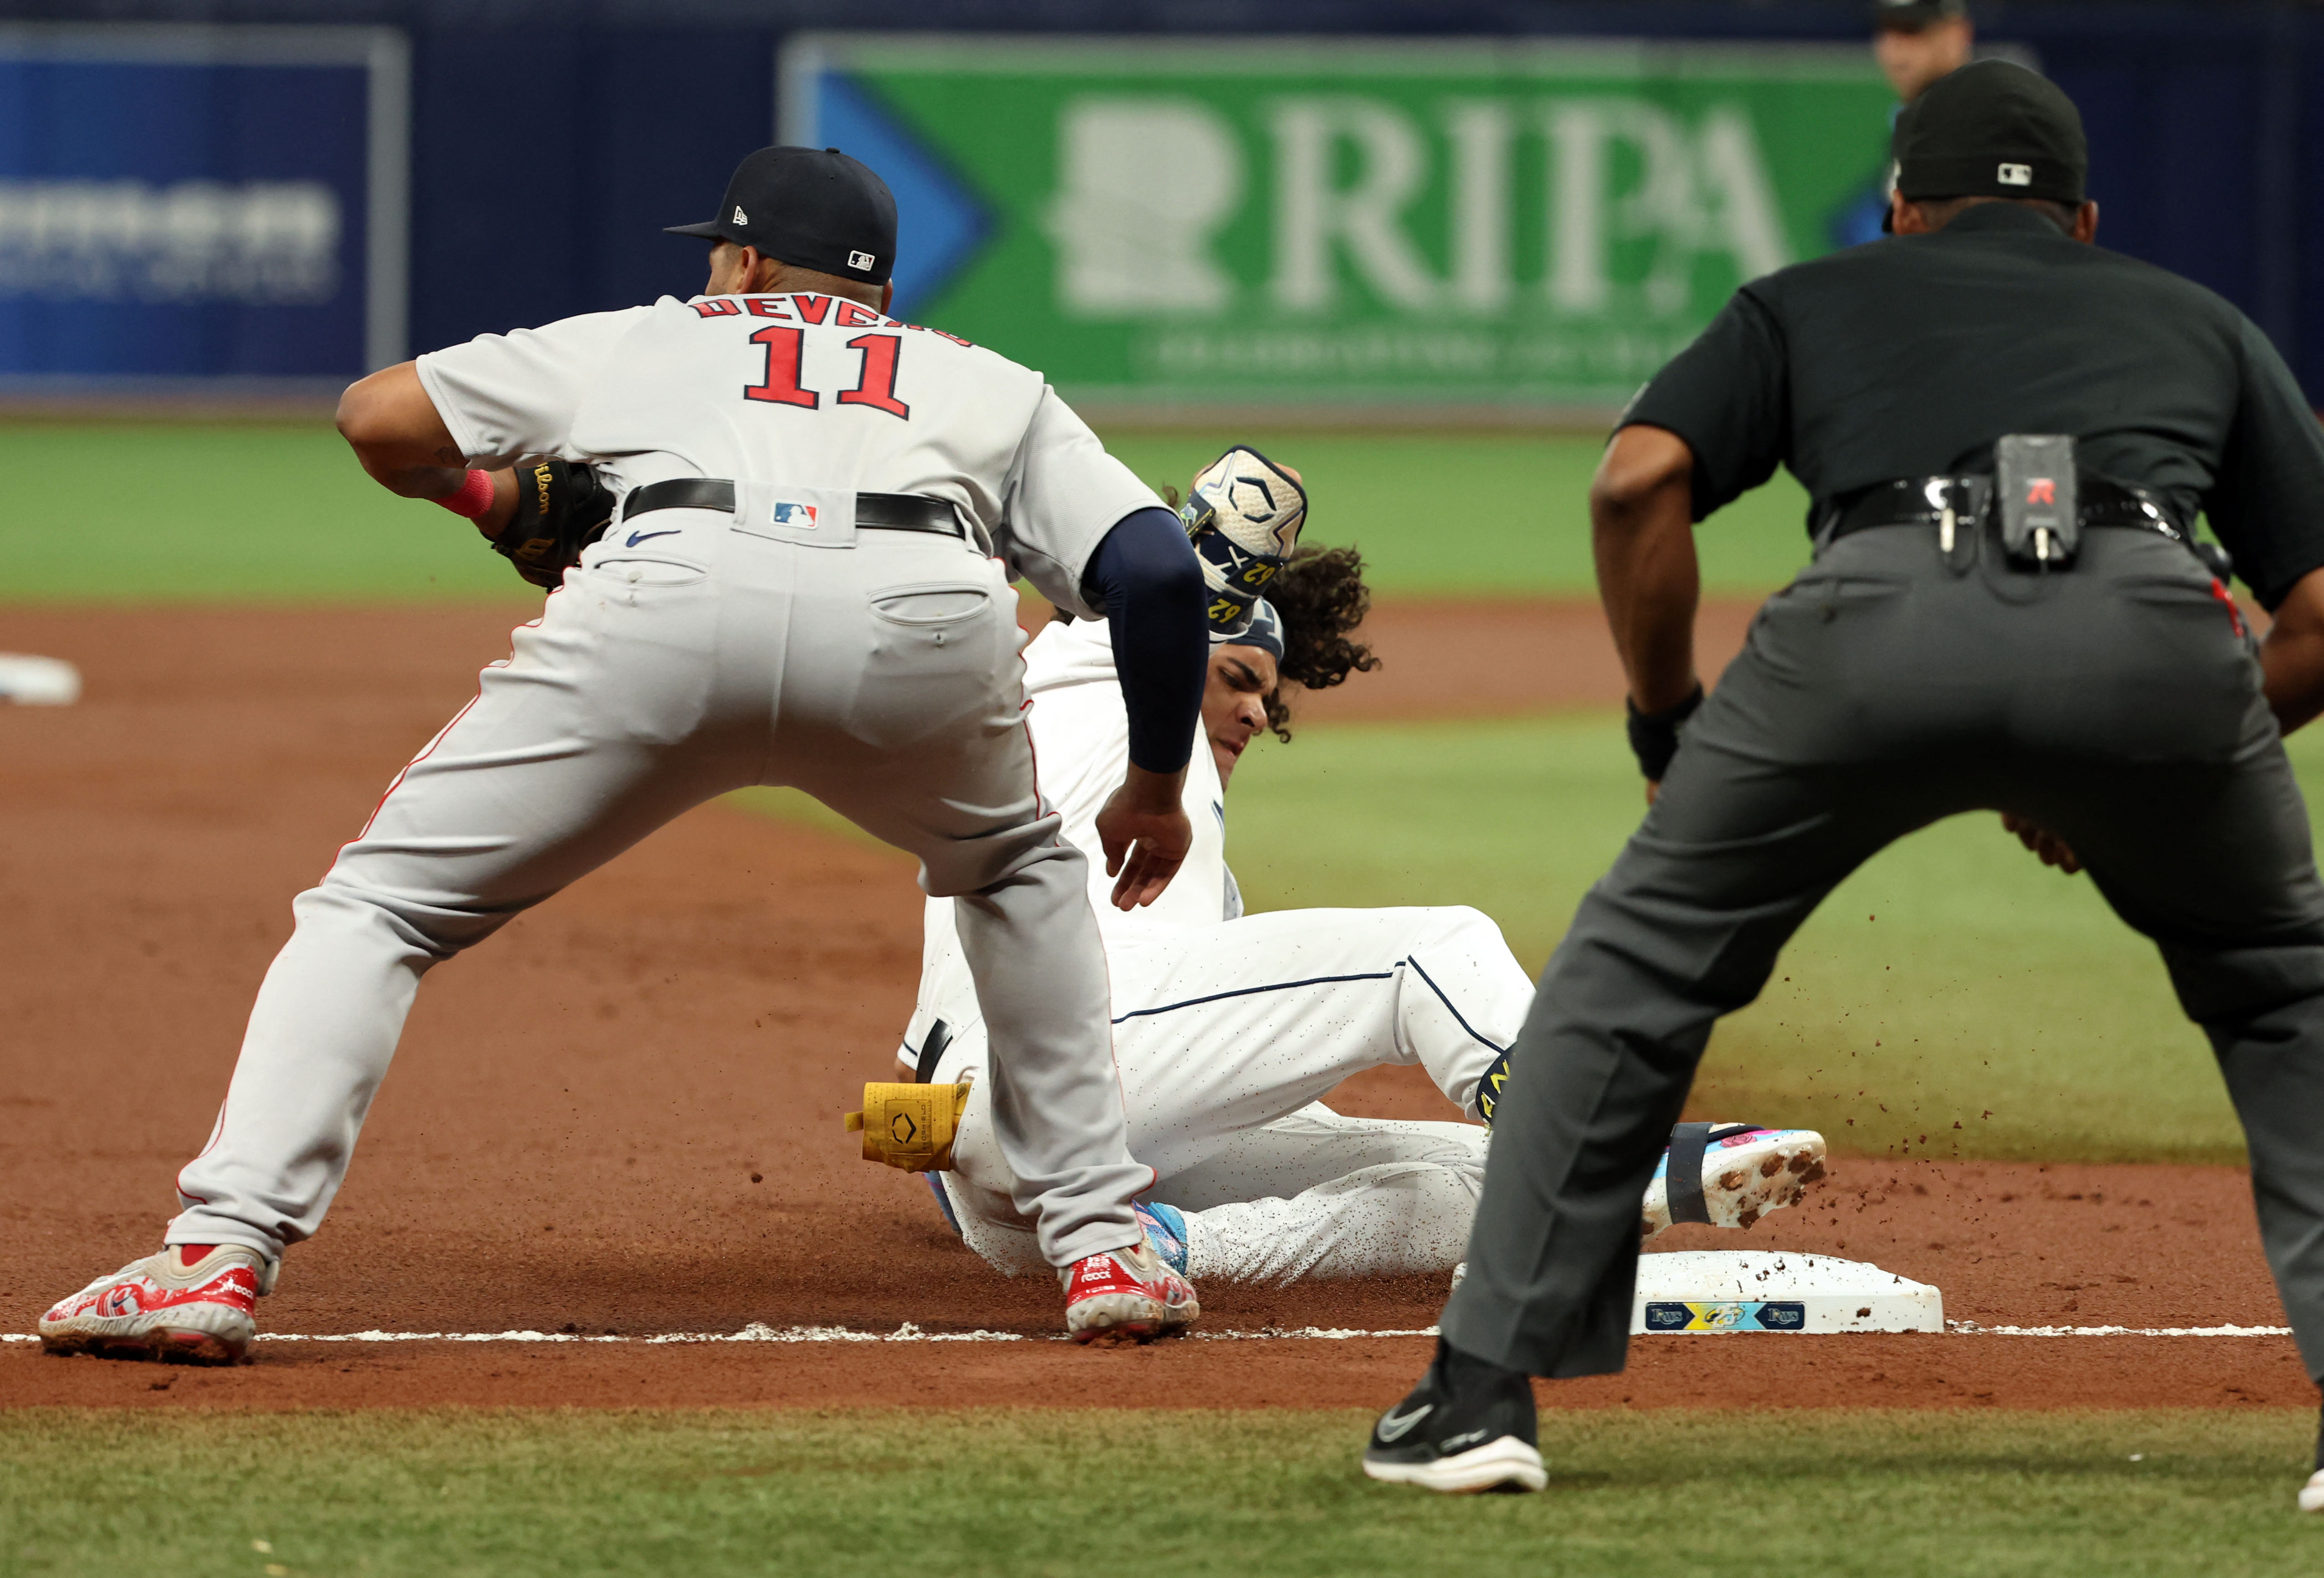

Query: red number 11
<box><xmin>743</xmin><ymin>328</ymin><xmax>910</xmax><ymax>420</ymax></box>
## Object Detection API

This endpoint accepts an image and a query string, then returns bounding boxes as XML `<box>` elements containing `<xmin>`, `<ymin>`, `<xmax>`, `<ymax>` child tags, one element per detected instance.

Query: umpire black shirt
<box><xmin>1625</xmin><ymin>203</ymin><xmax>2324</xmax><ymax>610</ymax></box>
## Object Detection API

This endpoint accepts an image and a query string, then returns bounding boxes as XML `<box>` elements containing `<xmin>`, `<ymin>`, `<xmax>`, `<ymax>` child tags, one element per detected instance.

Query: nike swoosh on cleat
<box><xmin>625</xmin><ymin>528</ymin><xmax>681</xmax><ymax>547</ymax></box>
<box><xmin>1375</xmin><ymin>1403</ymin><xmax>1433</xmax><ymax>1443</ymax></box>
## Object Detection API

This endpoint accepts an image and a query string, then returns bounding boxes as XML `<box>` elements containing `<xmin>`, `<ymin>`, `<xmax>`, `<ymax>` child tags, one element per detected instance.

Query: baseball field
<box><xmin>4</xmin><ymin>421</ymin><xmax>2320</xmax><ymax>1574</ymax></box>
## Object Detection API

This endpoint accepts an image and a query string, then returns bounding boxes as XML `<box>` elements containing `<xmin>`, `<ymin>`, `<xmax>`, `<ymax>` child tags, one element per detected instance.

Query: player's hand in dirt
<box><xmin>1098</xmin><ymin>765</ymin><xmax>1193</xmax><ymax>909</ymax></box>
<box><xmin>2001</xmin><ymin>811</ymin><xmax>2081</xmax><ymax>874</ymax></box>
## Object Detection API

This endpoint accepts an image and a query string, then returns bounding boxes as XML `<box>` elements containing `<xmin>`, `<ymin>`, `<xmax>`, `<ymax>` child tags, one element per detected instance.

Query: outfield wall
<box><xmin>0</xmin><ymin>1</ymin><xmax>2318</xmax><ymax>408</ymax></box>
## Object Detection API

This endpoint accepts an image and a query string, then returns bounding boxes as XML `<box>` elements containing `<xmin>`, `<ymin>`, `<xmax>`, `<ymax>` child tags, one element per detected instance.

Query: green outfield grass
<box><xmin>4</xmin><ymin>1408</ymin><xmax>2314</xmax><ymax>1578</ymax></box>
<box><xmin>0</xmin><ymin>422</ymin><xmax>1812</xmax><ymax>603</ymax></box>
<box><xmin>0</xmin><ymin>423</ymin><xmax>526</xmax><ymax>603</ymax></box>
<box><xmin>1105</xmin><ymin>429</ymin><xmax>1816</xmax><ymax>595</ymax></box>
<box><xmin>1216</xmin><ymin>714</ymin><xmax>2324</xmax><ymax>1167</ymax></box>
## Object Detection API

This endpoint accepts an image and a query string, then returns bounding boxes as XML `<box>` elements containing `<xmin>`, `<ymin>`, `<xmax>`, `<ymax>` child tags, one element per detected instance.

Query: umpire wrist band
<box><xmin>1626</xmin><ymin>682</ymin><xmax>1704</xmax><ymax>782</ymax></box>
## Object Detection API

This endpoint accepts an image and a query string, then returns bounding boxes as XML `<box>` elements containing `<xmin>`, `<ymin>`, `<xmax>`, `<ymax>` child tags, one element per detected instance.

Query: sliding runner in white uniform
<box><xmin>899</xmin><ymin>450</ymin><xmax>1830</xmax><ymax>1286</ymax></box>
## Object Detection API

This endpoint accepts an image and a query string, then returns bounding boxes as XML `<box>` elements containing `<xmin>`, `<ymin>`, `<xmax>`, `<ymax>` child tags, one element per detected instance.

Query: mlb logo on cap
<box><xmin>772</xmin><ymin>501</ymin><xmax>819</xmax><ymax>528</ymax></box>
<box><xmin>849</xmin><ymin>250</ymin><xmax>875</xmax><ymax>271</ymax></box>
<box><xmin>1997</xmin><ymin>163</ymin><xmax>2033</xmax><ymax>186</ymax></box>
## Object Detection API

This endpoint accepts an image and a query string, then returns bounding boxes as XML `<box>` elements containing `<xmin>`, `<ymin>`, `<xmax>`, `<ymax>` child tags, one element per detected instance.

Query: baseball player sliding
<box><xmin>40</xmin><ymin>145</ymin><xmax>1206</xmax><ymax>1362</ymax></box>
<box><xmin>896</xmin><ymin>449</ymin><xmax>1828</xmax><ymax>1285</ymax></box>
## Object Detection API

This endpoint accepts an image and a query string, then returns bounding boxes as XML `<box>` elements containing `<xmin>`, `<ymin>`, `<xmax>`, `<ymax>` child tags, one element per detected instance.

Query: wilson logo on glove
<box><xmin>487</xmin><ymin>458</ymin><xmax>616</xmax><ymax>589</ymax></box>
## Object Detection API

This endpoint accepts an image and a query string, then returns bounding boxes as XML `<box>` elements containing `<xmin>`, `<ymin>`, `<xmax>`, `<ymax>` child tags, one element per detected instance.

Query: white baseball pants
<box><xmin>931</xmin><ymin>904</ymin><xmax>1523</xmax><ymax>1282</ymax></box>
<box><xmin>170</xmin><ymin>513</ymin><xmax>1149</xmax><ymax>1270</ymax></box>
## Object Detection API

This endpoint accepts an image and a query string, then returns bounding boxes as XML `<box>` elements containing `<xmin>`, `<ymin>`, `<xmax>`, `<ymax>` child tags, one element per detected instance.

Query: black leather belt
<box><xmin>1826</xmin><ymin>475</ymin><xmax>2186</xmax><ymax>544</ymax></box>
<box><xmin>621</xmin><ymin>477</ymin><xmax>963</xmax><ymax>537</ymax></box>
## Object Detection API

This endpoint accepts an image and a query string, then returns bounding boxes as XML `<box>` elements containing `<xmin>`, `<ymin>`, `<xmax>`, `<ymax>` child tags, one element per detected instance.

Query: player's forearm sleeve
<box><xmin>1084</xmin><ymin>507</ymin><xmax>1206</xmax><ymax>774</ymax></box>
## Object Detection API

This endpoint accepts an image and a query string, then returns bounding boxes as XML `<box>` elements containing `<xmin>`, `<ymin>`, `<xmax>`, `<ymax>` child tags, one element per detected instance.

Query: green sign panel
<box><xmin>783</xmin><ymin>36</ymin><xmax>1895</xmax><ymax>413</ymax></box>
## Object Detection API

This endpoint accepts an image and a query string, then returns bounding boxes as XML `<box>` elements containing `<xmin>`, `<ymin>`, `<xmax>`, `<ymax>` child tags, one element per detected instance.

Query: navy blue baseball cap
<box><xmin>666</xmin><ymin>146</ymin><xmax>896</xmax><ymax>286</ymax></box>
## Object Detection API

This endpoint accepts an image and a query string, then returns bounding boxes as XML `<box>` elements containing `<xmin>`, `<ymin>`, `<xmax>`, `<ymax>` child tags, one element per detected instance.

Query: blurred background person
<box><xmin>1833</xmin><ymin>0</ymin><xmax>1979</xmax><ymax>247</ymax></box>
<box><xmin>1874</xmin><ymin>0</ymin><xmax>1975</xmax><ymax>105</ymax></box>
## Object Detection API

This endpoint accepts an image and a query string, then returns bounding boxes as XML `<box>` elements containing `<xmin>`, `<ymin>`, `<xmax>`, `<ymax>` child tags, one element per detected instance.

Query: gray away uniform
<box><xmin>170</xmin><ymin>292</ymin><xmax>1162</xmax><ymax>1271</ymax></box>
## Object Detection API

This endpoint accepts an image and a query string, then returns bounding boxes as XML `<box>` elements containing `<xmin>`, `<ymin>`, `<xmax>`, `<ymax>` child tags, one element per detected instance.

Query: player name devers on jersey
<box><xmin>685</xmin><ymin>292</ymin><xmax>972</xmax><ymax>418</ymax></box>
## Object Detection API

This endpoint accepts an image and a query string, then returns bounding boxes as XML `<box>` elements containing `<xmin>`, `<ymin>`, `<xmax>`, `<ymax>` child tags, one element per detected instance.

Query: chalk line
<box><xmin>1944</xmin><ymin>1321</ymin><xmax>2293</xmax><ymax>1337</ymax></box>
<box><xmin>2</xmin><ymin>1321</ymin><xmax>2293</xmax><ymax>1345</ymax></box>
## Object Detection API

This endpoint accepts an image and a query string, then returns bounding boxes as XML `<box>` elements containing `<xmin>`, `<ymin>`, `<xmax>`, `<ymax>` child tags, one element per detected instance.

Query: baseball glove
<box><xmin>492</xmin><ymin>459</ymin><xmax>616</xmax><ymax>589</ymax></box>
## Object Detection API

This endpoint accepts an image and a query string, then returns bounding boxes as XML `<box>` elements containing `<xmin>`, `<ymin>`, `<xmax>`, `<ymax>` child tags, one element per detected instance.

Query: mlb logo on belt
<box><xmin>772</xmin><ymin>501</ymin><xmax>819</xmax><ymax>528</ymax></box>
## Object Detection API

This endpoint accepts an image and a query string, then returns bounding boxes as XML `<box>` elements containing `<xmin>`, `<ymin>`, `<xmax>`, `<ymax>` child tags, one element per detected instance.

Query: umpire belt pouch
<box><xmin>732</xmin><ymin>481</ymin><xmax>857</xmax><ymax>548</ymax></box>
<box><xmin>1995</xmin><ymin>434</ymin><xmax>2080</xmax><ymax>569</ymax></box>
<box><xmin>845</xmin><ymin>1074</ymin><xmax>973</xmax><ymax>1172</ymax></box>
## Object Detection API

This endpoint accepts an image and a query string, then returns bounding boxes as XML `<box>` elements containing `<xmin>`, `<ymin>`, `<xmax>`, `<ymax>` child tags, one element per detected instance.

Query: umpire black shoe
<box><xmin>1362</xmin><ymin>1338</ymin><xmax>1546</xmax><ymax>1494</ymax></box>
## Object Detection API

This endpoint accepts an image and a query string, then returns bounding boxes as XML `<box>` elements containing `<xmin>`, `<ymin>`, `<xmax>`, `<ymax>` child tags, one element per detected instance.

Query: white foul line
<box><xmin>2</xmin><ymin>1321</ymin><xmax>2294</xmax><ymax>1346</ymax></box>
<box><xmin>1943</xmin><ymin>1321</ymin><xmax>2293</xmax><ymax>1337</ymax></box>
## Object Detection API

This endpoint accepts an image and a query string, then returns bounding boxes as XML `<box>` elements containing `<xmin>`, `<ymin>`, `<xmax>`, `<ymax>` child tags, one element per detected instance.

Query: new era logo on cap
<box><xmin>849</xmin><ymin>250</ymin><xmax>875</xmax><ymax>271</ymax></box>
<box><xmin>1996</xmin><ymin>162</ymin><xmax>2033</xmax><ymax>186</ymax></box>
<box><xmin>733</xmin><ymin>205</ymin><xmax>748</xmax><ymax>223</ymax></box>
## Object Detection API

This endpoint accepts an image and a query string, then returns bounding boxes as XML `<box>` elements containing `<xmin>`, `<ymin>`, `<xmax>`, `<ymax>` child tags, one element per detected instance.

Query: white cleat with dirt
<box><xmin>38</xmin><ymin>1243</ymin><xmax>276</xmax><ymax>1365</ymax></box>
<box><xmin>1642</xmin><ymin>1124</ymin><xmax>1828</xmax><ymax>1243</ymax></box>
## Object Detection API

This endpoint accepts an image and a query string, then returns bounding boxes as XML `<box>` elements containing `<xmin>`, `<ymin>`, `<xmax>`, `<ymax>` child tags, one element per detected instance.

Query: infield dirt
<box><xmin>0</xmin><ymin>602</ymin><xmax>2311</xmax><ymax>1413</ymax></box>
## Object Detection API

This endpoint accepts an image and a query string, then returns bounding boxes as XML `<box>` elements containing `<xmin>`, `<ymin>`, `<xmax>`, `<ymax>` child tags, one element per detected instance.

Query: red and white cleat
<box><xmin>38</xmin><ymin>1244</ymin><xmax>276</xmax><ymax>1365</ymax></box>
<box><xmin>1061</xmin><ymin>1236</ymin><xmax>1199</xmax><ymax>1343</ymax></box>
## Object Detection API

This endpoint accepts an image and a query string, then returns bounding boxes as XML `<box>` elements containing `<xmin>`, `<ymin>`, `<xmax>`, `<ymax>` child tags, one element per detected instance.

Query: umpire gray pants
<box><xmin>170</xmin><ymin>509</ymin><xmax>1150</xmax><ymax>1271</ymax></box>
<box><xmin>1444</xmin><ymin>523</ymin><xmax>2324</xmax><ymax>1381</ymax></box>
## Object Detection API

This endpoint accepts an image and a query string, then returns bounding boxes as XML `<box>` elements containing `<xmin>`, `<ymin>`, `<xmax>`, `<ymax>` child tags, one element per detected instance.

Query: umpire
<box><xmin>1364</xmin><ymin>60</ymin><xmax>2324</xmax><ymax>1508</ymax></box>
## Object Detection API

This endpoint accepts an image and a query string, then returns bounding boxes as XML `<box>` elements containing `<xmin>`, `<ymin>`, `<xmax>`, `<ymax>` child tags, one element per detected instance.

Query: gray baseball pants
<box><xmin>170</xmin><ymin>510</ymin><xmax>1150</xmax><ymax>1270</ymax></box>
<box><xmin>1445</xmin><ymin>523</ymin><xmax>2324</xmax><ymax>1382</ymax></box>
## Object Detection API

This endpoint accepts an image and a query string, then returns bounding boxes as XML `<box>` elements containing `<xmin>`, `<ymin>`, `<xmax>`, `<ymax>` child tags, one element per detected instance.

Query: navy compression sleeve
<box><xmin>1082</xmin><ymin>506</ymin><xmax>1207</xmax><ymax>774</ymax></box>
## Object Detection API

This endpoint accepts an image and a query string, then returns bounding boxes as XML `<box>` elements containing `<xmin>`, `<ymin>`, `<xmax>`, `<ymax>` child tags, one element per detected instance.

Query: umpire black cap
<box><xmin>1870</xmin><ymin>0</ymin><xmax>1967</xmax><ymax>28</ymax></box>
<box><xmin>1894</xmin><ymin>59</ymin><xmax>2087</xmax><ymax>207</ymax></box>
<box><xmin>665</xmin><ymin>146</ymin><xmax>897</xmax><ymax>287</ymax></box>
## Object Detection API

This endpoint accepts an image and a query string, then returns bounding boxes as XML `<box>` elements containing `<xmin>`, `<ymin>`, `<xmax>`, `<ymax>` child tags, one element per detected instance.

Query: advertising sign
<box><xmin>0</xmin><ymin>25</ymin><xmax>407</xmax><ymax>387</ymax></box>
<box><xmin>783</xmin><ymin>35</ymin><xmax>1895</xmax><ymax>415</ymax></box>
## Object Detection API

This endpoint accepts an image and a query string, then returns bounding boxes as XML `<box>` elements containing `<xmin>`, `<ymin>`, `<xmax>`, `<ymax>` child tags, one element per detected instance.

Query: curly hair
<box><xmin>1256</xmin><ymin>543</ymin><xmax>1379</xmax><ymax>741</ymax></box>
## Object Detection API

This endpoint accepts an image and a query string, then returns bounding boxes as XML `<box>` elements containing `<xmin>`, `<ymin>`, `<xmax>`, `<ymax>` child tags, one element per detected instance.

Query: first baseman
<box><xmin>40</xmin><ymin>145</ymin><xmax>1208</xmax><ymax>1360</ymax></box>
